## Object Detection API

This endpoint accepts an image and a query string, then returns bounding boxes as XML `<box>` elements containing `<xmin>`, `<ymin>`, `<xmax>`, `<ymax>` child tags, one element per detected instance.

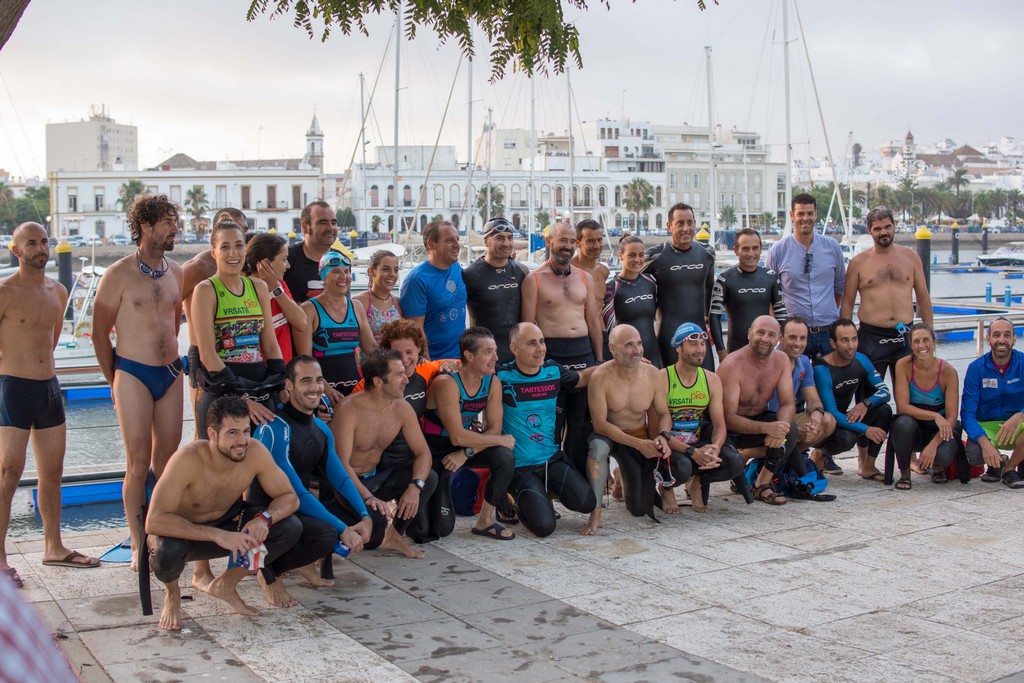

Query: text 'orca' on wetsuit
<box><xmin>643</xmin><ymin>241</ymin><xmax>715</xmax><ymax>368</ymax></box>
<box><xmin>604</xmin><ymin>274</ymin><xmax>660</xmax><ymax>367</ymax></box>
<box><xmin>709</xmin><ymin>265</ymin><xmax>787</xmax><ymax>353</ymax></box>
<box><xmin>462</xmin><ymin>257</ymin><xmax>528</xmax><ymax>363</ymax></box>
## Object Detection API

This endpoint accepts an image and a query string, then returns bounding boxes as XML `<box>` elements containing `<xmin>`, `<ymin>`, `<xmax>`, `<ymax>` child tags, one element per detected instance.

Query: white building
<box><xmin>46</xmin><ymin>105</ymin><xmax>138</xmax><ymax>173</ymax></box>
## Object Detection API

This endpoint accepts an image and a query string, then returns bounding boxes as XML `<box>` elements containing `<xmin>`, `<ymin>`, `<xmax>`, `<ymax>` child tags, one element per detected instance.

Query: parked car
<box><xmin>86</xmin><ymin>235</ymin><xmax>104</xmax><ymax>246</ymax></box>
<box><xmin>66</xmin><ymin>235</ymin><xmax>87</xmax><ymax>247</ymax></box>
<box><xmin>110</xmin><ymin>234</ymin><xmax>131</xmax><ymax>246</ymax></box>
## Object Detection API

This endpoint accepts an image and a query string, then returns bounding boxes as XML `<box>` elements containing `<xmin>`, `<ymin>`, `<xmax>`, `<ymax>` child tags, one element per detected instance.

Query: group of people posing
<box><xmin>1</xmin><ymin>192</ymin><xmax>1022</xmax><ymax>634</ymax></box>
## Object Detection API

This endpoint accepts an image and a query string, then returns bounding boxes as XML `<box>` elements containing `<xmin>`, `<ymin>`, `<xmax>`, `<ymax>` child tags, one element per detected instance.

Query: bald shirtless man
<box><xmin>522</xmin><ymin>222</ymin><xmax>604</xmax><ymax>472</ymax></box>
<box><xmin>333</xmin><ymin>349</ymin><xmax>437</xmax><ymax>559</ymax></box>
<box><xmin>0</xmin><ymin>223</ymin><xmax>99</xmax><ymax>586</ymax></box>
<box><xmin>718</xmin><ymin>315</ymin><xmax>807</xmax><ymax>505</ymax></box>
<box><xmin>585</xmin><ymin>325</ymin><xmax>672</xmax><ymax>532</ymax></box>
<box><xmin>146</xmin><ymin>396</ymin><xmax>302</xmax><ymax>631</ymax></box>
<box><xmin>570</xmin><ymin>219</ymin><xmax>610</xmax><ymax>314</ymax></box>
<box><xmin>93</xmin><ymin>195</ymin><xmax>184</xmax><ymax>570</ymax></box>
<box><xmin>841</xmin><ymin>206</ymin><xmax>932</xmax><ymax>382</ymax></box>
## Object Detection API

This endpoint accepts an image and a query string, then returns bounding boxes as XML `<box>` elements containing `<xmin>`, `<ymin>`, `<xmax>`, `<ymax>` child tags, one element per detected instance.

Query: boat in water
<box><xmin>976</xmin><ymin>242</ymin><xmax>1024</xmax><ymax>268</ymax></box>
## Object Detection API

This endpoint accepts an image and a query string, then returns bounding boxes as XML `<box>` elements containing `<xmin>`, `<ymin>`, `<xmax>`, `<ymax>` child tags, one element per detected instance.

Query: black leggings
<box><xmin>361</xmin><ymin>465</ymin><xmax>439</xmax><ymax>542</ymax></box>
<box><xmin>547</xmin><ymin>337</ymin><xmax>596</xmax><ymax>474</ymax></box>
<box><xmin>729</xmin><ymin>411</ymin><xmax>806</xmax><ymax>476</ymax></box>
<box><xmin>659</xmin><ymin>441</ymin><xmax>745</xmax><ymax>487</ymax></box>
<box><xmin>510</xmin><ymin>452</ymin><xmax>597</xmax><ymax>537</ymax></box>
<box><xmin>589</xmin><ymin>434</ymin><xmax>660</xmax><ymax>519</ymax></box>
<box><xmin>428</xmin><ymin>444</ymin><xmax>516</xmax><ymax>509</ymax></box>
<box><xmin>890</xmin><ymin>415</ymin><xmax>962</xmax><ymax>471</ymax></box>
<box><xmin>820</xmin><ymin>403</ymin><xmax>893</xmax><ymax>459</ymax></box>
<box><xmin>151</xmin><ymin>502</ymin><xmax>306</xmax><ymax>585</ymax></box>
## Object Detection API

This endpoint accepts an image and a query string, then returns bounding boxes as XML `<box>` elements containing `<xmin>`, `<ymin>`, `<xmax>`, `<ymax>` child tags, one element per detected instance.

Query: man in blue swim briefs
<box><xmin>0</xmin><ymin>222</ymin><xmax>100</xmax><ymax>588</ymax></box>
<box><xmin>93</xmin><ymin>194</ymin><xmax>186</xmax><ymax>570</ymax></box>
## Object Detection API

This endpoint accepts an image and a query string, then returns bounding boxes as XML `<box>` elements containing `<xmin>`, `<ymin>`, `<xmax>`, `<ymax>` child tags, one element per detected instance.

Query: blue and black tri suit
<box><xmin>814</xmin><ymin>351</ymin><xmax>893</xmax><ymax>459</ymax></box>
<box><xmin>310</xmin><ymin>297</ymin><xmax>363</xmax><ymax>396</ymax></box>
<box><xmin>890</xmin><ymin>360</ymin><xmax>963</xmax><ymax>472</ymax></box>
<box><xmin>496</xmin><ymin>360</ymin><xmax>597</xmax><ymax>537</ymax></box>
<box><xmin>421</xmin><ymin>372</ymin><xmax>514</xmax><ymax>509</ymax></box>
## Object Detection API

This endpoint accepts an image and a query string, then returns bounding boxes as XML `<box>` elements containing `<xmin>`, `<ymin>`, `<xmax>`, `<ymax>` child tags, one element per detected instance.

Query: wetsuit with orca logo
<box><xmin>462</xmin><ymin>257</ymin><xmax>528</xmax><ymax>364</ymax></box>
<box><xmin>709</xmin><ymin>265</ymin><xmax>788</xmax><ymax>353</ymax></box>
<box><xmin>604</xmin><ymin>273</ymin><xmax>660</xmax><ymax>367</ymax></box>
<box><xmin>643</xmin><ymin>242</ymin><xmax>715</xmax><ymax>369</ymax></box>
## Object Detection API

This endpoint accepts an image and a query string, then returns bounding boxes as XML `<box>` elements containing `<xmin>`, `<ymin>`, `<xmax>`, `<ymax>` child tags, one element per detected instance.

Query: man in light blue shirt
<box><xmin>400</xmin><ymin>220</ymin><xmax>467</xmax><ymax>360</ymax></box>
<box><xmin>765</xmin><ymin>194</ymin><xmax>846</xmax><ymax>360</ymax></box>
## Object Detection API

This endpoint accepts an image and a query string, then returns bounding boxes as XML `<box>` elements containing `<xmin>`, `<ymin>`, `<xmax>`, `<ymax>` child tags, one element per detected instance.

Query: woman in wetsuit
<box><xmin>352</xmin><ymin>250</ymin><xmax>403</xmax><ymax>345</ymax></box>
<box><xmin>191</xmin><ymin>220</ymin><xmax>284</xmax><ymax>435</ymax></box>
<box><xmin>604</xmin><ymin>235</ymin><xmax>660</xmax><ymax>366</ymax></box>
<box><xmin>891</xmin><ymin>322</ymin><xmax>964</xmax><ymax>488</ymax></box>
<box><xmin>296</xmin><ymin>251</ymin><xmax>377</xmax><ymax>405</ymax></box>
<box><xmin>243</xmin><ymin>233</ymin><xmax>307</xmax><ymax>363</ymax></box>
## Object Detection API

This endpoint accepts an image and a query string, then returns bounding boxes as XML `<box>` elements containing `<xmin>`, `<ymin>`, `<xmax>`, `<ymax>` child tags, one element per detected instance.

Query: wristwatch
<box><xmin>410</xmin><ymin>479</ymin><xmax>426</xmax><ymax>490</ymax></box>
<box><xmin>271</xmin><ymin>285</ymin><xmax>284</xmax><ymax>297</ymax></box>
<box><xmin>258</xmin><ymin>511</ymin><xmax>273</xmax><ymax>527</ymax></box>
<box><xmin>814</xmin><ymin>407</ymin><xmax>826</xmax><ymax>415</ymax></box>
<box><xmin>464</xmin><ymin>447</ymin><xmax>475</xmax><ymax>458</ymax></box>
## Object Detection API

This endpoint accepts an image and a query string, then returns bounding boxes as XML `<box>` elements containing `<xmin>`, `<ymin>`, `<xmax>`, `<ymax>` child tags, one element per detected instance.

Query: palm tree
<box><xmin>622</xmin><ymin>177</ymin><xmax>654</xmax><ymax>232</ymax></box>
<box><xmin>759</xmin><ymin>212</ymin><xmax>776</xmax><ymax>230</ymax></box>
<box><xmin>184</xmin><ymin>186</ymin><xmax>210</xmax><ymax>236</ymax></box>
<box><xmin>989</xmin><ymin>188</ymin><xmax>1007</xmax><ymax>219</ymax></box>
<box><xmin>1007</xmin><ymin>189</ymin><xmax>1023</xmax><ymax>227</ymax></box>
<box><xmin>474</xmin><ymin>183</ymin><xmax>505</xmax><ymax>225</ymax></box>
<box><xmin>117</xmin><ymin>180</ymin><xmax>145</xmax><ymax>213</ymax></box>
<box><xmin>535</xmin><ymin>210</ymin><xmax>551</xmax><ymax>229</ymax></box>
<box><xmin>949</xmin><ymin>169</ymin><xmax>971</xmax><ymax>198</ymax></box>
<box><xmin>718</xmin><ymin>205</ymin><xmax>737</xmax><ymax>229</ymax></box>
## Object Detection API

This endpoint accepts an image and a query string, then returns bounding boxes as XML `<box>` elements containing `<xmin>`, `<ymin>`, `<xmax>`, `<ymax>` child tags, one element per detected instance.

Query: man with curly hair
<box><xmin>92</xmin><ymin>194</ymin><xmax>185</xmax><ymax>570</ymax></box>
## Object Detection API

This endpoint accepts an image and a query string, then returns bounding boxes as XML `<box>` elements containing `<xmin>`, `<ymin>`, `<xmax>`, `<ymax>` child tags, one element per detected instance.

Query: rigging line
<box><xmin>0</xmin><ymin>71</ymin><xmax>42</xmax><ymax>179</ymax></box>
<box><xmin>743</xmin><ymin>0</ymin><xmax>776</xmax><ymax>130</ymax></box>
<box><xmin>711</xmin><ymin>0</ymin><xmax>758</xmax><ymax>46</ymax></box>
<box><xmin>0</xmin><ymin>112</ymin><xmax>45</xmax><ymax>225</ymax></box>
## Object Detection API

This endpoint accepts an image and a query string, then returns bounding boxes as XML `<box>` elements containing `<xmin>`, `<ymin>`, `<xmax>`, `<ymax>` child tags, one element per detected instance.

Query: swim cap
<box><xmin>319</xmin><ymin>250</ymin><xmax>351</xmax><ymax>281</ymax></box>
<box><xmin>483</xmin><ymin>217</ymin><xmax>514</xmax><ymax>240</ymax></box>
<box><xmin>671</xmin><ymin>322</ymin><xmax>706</xmax><ymax>347</ymax></box>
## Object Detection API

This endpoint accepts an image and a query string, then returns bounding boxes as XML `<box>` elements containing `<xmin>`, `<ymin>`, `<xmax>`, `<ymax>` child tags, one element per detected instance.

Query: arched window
<box><xmin>614</xmin><ymin>186</ymin><xmax>621</xmax><ymax>207</ymax></box>
<box><xmin>615</xmin><ymin>214</ymin><xmax>622</xmax><ymax>228</ymax></box>
<box><xmin>656</xmin><ymin>213</ymin><xmax>663</xmax><ymax>229</ymax></box>
<box><xmin>512</xmin><ymin>213</ymin><xmax>521</xmax><ymax>228</ymax></box>
<box><xmin>95</xmin><ymin>219</ymin><xmax>106</xmax><ymax>238</ymax></box>
<box><xmin>555</xmin><ymin>185</ymin><xmax>564</xmax><ymax>206</ymax></box>
<box><xmin>420</xmin><ymin>215</ymin><xmax>427</xmax><ymax>230</ymax></box>
<box><xmin>450</xmin><ymin>214</ymin><xmax>460</xmax><ymax>228</ymax></box>
<box><xmin>572</xmin><ymin>185</ymin><xmax>579</xmax><ymax>206</ymax></box>
<box><xmin>655</xmin><ymin>186</ymin><xmax>662</xmax><ymax>206</ymax></box>
<box><xmin>510</xmin><ymin>184</ymin><xmax>522</xmax><ymax>208</ymax></box>
<box><xmin>583</xmin><ymin>186</ymin><xmax>592</xmax><ymax>206</ymax></box>
<box><xmin>386</xmin><ymin>185</ymin><xmax>394</xmax><ymax>207</ymax></box>
<box><xmin>370</xmin><ymin>185</ymin><xmax>379</xmax><ymax>208</ymax></box>
<box><xmin>434</xmin><ymin>184</ymin><xmax>444</xmax><ymax>206</ymax></box>
<box><xmin>418</xmin><ymin>185</ymin><xmax>427</xmax><ymax>206</ymax></box>
<box><xmin>598</xmin><ymin>186</ymin><xmax>607</xmax><ymax>207</ymax></box>
<box><xmin>541</xmin><ymin>185</ymin><xmax>551</xmax><ymax>208</ymax></box>
<box><xmin>403</xmin><ymin>185</ymin><xmax>412</xmax><ymax>206</ymax></box>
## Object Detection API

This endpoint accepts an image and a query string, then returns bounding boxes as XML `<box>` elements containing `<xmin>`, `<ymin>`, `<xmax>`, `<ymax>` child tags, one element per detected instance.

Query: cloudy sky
<box><xmin>0</xmin><ymin>0</ymin><xmax>1021</xmax><ymax>178</ymax></box>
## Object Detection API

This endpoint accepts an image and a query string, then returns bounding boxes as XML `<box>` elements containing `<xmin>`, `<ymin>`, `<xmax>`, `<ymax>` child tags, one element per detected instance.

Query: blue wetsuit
<box><xmin>813</xmin><ymin>351</ymin><xmax>893</xmax><ymax>458</ymax></box>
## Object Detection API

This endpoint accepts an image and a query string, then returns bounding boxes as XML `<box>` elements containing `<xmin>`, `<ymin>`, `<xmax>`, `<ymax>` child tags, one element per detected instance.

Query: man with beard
<box><xmin>961</xmin><ymin>317</ymin><xmax>1024</xmax><ymax>487</ymax></box>
<box><xmin>710</xmin><ymin>228</ymin><xmax>787</xmax><ymax>360</ymax></box>
<box><xmin>522</xmin><ymin>221</ymin><xmax>604</xmax><ymax>472</ymax></box>
<box><xmin>841</xmin><ymin>206</ymin><xmax>933</xmax><ymax>382</ymax></box>
<box><xmin>586</xmin><ymin>325</ymin><xmax>672</xmax><ymax>527</ymax></box>
<box><xmin>765</xmin><ymin>194</ymin><xmax>845</xmax><ymax>360</ymax></box>
<box><xmin>643</xmin><ymin>203</ymin><xmax>715</xmax><ymax>369</ymax></box>
<box><xmin>462</xmin><ymin>217</ymin><xmax>528</xmax><ymax>364</ymax></box>
<box><xmin>401</xmin><ymin>220</ymin><xmax>467</xmax><ymax>361</ymax></box>
<box><xmin>570</xmin><ymin>218</ymin><xmax>610</xmax><ymax>313</ymax></box>
<box><xmin>146</xmin><ymin>396</ymin><xmax>302</xmax><ymax>631</ymax></box>
<box><xmin>0</xmin><ymin>223</ymin><xmax>100</xmax><ymax>589</ymax></box>
<box><xmin>93</xmin><ymin>195</ymin><xmax>185</xmax><ymax>570</ymax></box>
<box><xmin>284</xmin><ymin>201</ymin><xmax>340</xmax><ymax>304</ymax></box>
<box><xmin>812</xmin><ymin>319</ymin><xmax>893</xmax><ymax>482</ymax></box>
<box><xmin>718</xmin><ymin>315</ymin><xmax>808</xmax><ymax>505</ymax></box>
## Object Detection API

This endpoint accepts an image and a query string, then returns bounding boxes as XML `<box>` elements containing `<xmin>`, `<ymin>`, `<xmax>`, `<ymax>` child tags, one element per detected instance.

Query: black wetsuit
<box><xmin>283</xmin><ymin>243</ymin><xmax>324</xmax><ymax>304</ymax></box>
<box><xmin>462</xmin><ymin>257</ymin><xmax>528</xmax><ymax>364</ymax></box>
<box><xmin>709</xmin><ymin>265</ymin><xmax>787</xmax><ymax>353</ymax></box>
<box><xmin>604</xmin><ymin>274</ymin><xmax>660</xmax><ymax>367</ymax></box>
<box><xmin>814</xmin><ymin>352</ymin><xmax>894</xmax><ymax>460</ymax></box>
<box><xmin>643</xmin><ymin>242</ymin><xmax>715</xmax><ymax>369</ymax></box>
<box><xmin>857</xmin><ymin>321</ymin><xmax>911</xmax><ymax>384</ymax></box>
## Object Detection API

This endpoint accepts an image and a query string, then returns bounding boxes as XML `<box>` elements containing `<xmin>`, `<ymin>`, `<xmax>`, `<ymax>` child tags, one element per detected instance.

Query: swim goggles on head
<box><xmin>319</xmin><ymin>251</ymin><xmax>352</xmax><ymax>280</ymax></box>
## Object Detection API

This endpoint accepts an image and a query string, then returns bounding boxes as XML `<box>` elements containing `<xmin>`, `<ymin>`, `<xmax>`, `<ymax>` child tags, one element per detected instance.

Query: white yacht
<box><xmin>977</xmin><ymin>242</ymin><xmax>1024</xmax><ymax>268</ymax></box>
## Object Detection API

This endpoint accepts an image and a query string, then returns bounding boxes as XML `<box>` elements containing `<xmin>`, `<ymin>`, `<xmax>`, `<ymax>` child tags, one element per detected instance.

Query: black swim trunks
<box><xmin>857</xmin><ymin>321</ymin><xmax>910</xmax><ymax>381</ymax></box>
<box><xmin>0</xmin><ymin>375</ymin><xmax>65</xmax><ymax>430</ymax></box>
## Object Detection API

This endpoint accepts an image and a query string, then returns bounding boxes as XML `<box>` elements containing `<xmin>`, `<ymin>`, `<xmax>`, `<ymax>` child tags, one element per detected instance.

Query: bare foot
<box><xmin>191</xmin><ymin>561</ymin><xmax>215</xmax><ymax>593</ymax></box>
<box><xmin>258</xmin><ymin>574</ymin><xmax>299</xmax><ymax>608</ymax></box>
<box><xmin>293</xmin><ymin>562</ymin><xmax>334</xmax><ymax>588</ymax></box>
<box><xmin>580</xmin><ymin>510</ymin><xmax>602</xmax><ymax>536</ymax></box>
<box><xmin>206</xmin><ymin>571</ymin><xmax>260</xmax><ymax>616</ymax></box>
<box><xmin>809</xmin><ymin>448</ymin><xmax>824</xmax><ymax>470</ymax></box>
<box><xmin>685</xmin><ymin>477</ymin><xmax>708</xmax><ymax>513</ymax></box>
<box><xmin>379</xmin><ymin>525</ymin><xmax>425</xmax><ymax>559</ymax></box>
<box><xmin>611</xmin><ymin>470</ymin><xmax>624</xmax><ymax>502</ymax></box>
<box><xmin>660</xmin><ymin>486</ymin><xmax>682</xmax><ymax>514</ymax></box>
<box><xmin>159</xmin><ymin>583</ymin><xmax>182</xmax><ymax>631</ymax></box>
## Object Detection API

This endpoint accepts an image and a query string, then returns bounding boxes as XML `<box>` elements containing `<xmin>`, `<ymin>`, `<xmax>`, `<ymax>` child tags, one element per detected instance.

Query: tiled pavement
<box><xmin>9</xmin><ymin>453</ymin><xmax>1024</xmax><ymax>682</ymax></box>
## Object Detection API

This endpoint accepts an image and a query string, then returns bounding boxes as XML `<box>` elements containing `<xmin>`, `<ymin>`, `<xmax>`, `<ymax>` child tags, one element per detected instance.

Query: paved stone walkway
<box><xmin>8</xmin><ymin>453</ymin><xmax>1024</xmax><ymax>682</ymax></box>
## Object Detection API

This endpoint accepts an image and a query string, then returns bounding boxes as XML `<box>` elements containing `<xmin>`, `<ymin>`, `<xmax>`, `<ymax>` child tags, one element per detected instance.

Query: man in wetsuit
<box><xmin>710</xmin><ymin>228</ymin><xmax>787</xmax><ymax>360</ymax></box>
<box><xmin>251</xmin><ymin>356</ymin><xmax>372</xmax><ymax>589</ymax></box>
<box><xmin>765</xmin><ymin>193</ymin><xmax>845</xmax><ymax>360</ymax></box>
<box><xmin>841</xmin><ymin>206</ymin><xmax>933</xmax><ymax>382</ymax></box>
<box><xmin>284</xmin><ymin>201</ymin><xmax>339</xmax><ymax>305</ymax></box>
<box><xmin>0</xmin><ymin>222</ymin><xmax>100</xmax><ymax>588</ymax></box>
<box><xmin>400</xmin><ymin>220</ymin><xmax>467</xmax><ymax>361</ymax></box>
<box><xmin>333</xmin><ymin>349</ymin><xmax>438</xmax><ymax>557</ymax></box>
<box><xmin>497</xmin><ymin>323</ymin><xmax>597</xmax><ymax>537</ymax></box>
<box><xmin>147</xmin><ymin>396</ymin><xmax>302</xmax><ymax>631</ymax></box>
<box><xmin>571</xmin><ymin>218</ymin><xmax>610</xmax><ymax>313</ymax></box>
<box><xmin>813</xmin><ymin>319</ymin><xmax>893</xmax><ymax>482</ymax></box>
<box><xmin>659</xmin><ymin>322</ymin><xmax>749</xmax><ymax>514</ymax></box>
<box><xmin>643</xmin><ymin>203</ymin><xmax>716</xmax><ymax>370</ymax></box>
<box><xmin>462</xmin><ymin>217</ymin><xmax>528</xmax><ymax>364</ymax></box>
<box><xmin>93</xmin><ymin>194</ymin><xmax>185</xmax><ymax>570</ymax></box>
<box><xmin>587</xmin><ymin>325</ymin><xmax>672</xmax><ymax>528</ymax></box>
<box><xmin>718</xmin><ymin>315</ymin><xmax>808</xmax><ymax>505</ymax></box>
<box><xmin>521</xmin><ymin>221</ymin><xmax>604</xmax><ymax>472</ymax></box>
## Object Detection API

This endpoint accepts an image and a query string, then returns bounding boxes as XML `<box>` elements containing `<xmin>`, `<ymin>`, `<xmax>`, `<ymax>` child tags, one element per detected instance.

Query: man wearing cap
<box><xmin>284</xmin><ymin>201</ymin><xmax>340</xmax><ymax>305</ymax></box>
<box><xmin>463</xmin><ymin>217</ymin><xmax>528</xmax><ymax>364</ymax></box>
<box><xmin>400</xmin><ymin>220</ymin><xmax>467</xmax><ymax>361</ymax></box>
<box><xmin>571</xmin><ymin>219</ymin><xmax>610</xmax><ymax>313</ymax></box>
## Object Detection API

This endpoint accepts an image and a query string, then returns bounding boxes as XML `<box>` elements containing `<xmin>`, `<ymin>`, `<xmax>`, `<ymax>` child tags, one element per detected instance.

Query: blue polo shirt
<box><xmin>400</xmin><ymin>260</ymin><xmax>467</xmax><ymax>361</ymax></box>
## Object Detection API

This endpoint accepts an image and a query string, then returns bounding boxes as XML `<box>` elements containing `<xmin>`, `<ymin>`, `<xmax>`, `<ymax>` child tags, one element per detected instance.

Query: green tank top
<box><xmin>666</xmin><ymin>365</ymin><xmax>709</xmax><ymax>443</ymax></box>
<box><xmin>209</xmin><ymin>276</ymin><xmax>264</xmax><ymax>364</ymax></box>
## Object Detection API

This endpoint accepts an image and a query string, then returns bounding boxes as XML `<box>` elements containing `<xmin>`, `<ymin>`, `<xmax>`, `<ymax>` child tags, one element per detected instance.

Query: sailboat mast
<box><xmin>392</xmin><ymin>3</ymin><xmax>402</xmax><ymax>236</ymax></box>
<box><xmin>529</xmin><ymin>77</ymin><xmax>536</xmax><ymax>265</ymax></box>
<box><xmin>567</xmin><ymin>66</ymin><xmax>574</xmax><ymax>225</ymax></box>
<box><xmin>485</xmin><ymin>107</ymin><xmax>493</xmax><ymax>224</ymax></box>
<box><xmin>783</xmin><ymin>0</ymin><xmax>793</xmax><ymax>233</ymax></box>
<box><xmin>705</xmin><ymin>46</ymin><xmax>718</xmax><ymax>243</ymax></box>
<box><xmin>465</xmin><ymin>56</ymin><xmax>474</xmax><ymax>261</ymax></box>
<box><xmin>360</xmin><ymin>72</ymin><xmax>368</xmax><ymax>233</ymax></box>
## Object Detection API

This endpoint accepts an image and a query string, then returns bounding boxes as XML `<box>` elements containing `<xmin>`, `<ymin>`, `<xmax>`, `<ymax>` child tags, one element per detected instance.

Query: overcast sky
<box><xmin>1</xmin><ymin>0</ymin><xmax>1021</xmax><ymax>178</ymax></box>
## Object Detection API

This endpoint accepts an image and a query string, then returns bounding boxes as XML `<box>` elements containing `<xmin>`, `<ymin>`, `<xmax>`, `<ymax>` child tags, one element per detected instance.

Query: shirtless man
<box><xmin>146</xmin><ymin>396</ymin><xmax>302</xmax><ymax>631</ymax></box>
<box><xmin>333</xmin><ymin>349</ymin><xmax>437</xmax><ymax>558</ymax></box>
<box><xmin>522</xmin><ymin>222</ymin><xmax>604</xmax><ymax>473</ymax></box>
<box><xmin>841</xmin><ymin>206</ymin><xmax>933</xmax><ymax>382</ymax></box>
<box><xmin>93</xmin><ymin>195</ymin><xmax>184</xmax><ymax>570</ymax></box>
<box><xmin>586</xmin><ymin>325</ymin><xmax>672</xmax><ymax>531</ymax></box>
<box><xmin>570</xmin><ymin>218</ymin><xmax>610</xmax><ymax>313</ymax></box>
<box><xmin>0</xmin><ymin>223</ymin><xmax>99</xmax><ymax>587</ymax></box>
<box><xmin>718</xmin><ymin>315</ymin><xmax>807</xmax><ymax>505</ymax></box>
